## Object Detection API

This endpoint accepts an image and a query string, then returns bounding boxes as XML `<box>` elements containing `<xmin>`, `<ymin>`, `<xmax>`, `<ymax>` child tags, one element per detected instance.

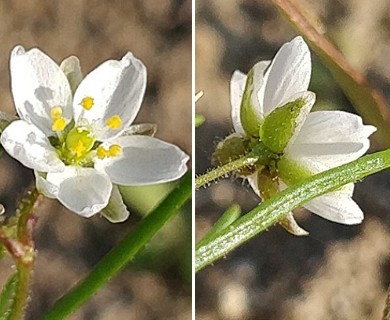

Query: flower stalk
<box><xmin>1</xmin><ymin>188</ymin><xmax>41</xmax><ymax>320</ymax></box>
<box><xmin>195</xmin><ymin>155</ymin><xmax>258</xmax><ymax>189</ymax></box>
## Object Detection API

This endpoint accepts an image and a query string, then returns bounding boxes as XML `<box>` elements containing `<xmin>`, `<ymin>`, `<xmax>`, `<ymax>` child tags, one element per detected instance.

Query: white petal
<box><xmin>279</xmin><ymin>179</ymin><xmax>360</xmax><ymax>224</ymax></box>
<box><xmin>250</xmin><ymin>60</ymin><xmax>271</xmax><ymax>121</ymax></box>
<box><xmin>100</xmin><ymin>185</ymin><xmax>130</xmax><ymax>223</ymax></box>
<box><xmin>261</xmin><ymin>36</ymin><xmax>311</xmax><ymax>116</ymax></box>
<box><xmin>46</xmin><ymin>167</ymin><xmax>112</xmax><ymax>217</ymax></box>
<box><xmin>73</xmin><ymin>52</ymin><xmax>147</xmax><ymax>141</ymax></box>
<box><xmin>34</xmin><ymin>171</ymin><xmax>58</xmax><ymax>198</ymax></box>
<box><xmin>303</xmin><ymin>192</ymin><xmax>364</xmax><ymax>225</ymax></box>
<box><xmin>60</xmin><ymin>56</ymin><xmax>83</xmax><ymax>94</ymax></box>
<box><xmin>95</xmin><ymin>135</ymin><xmax>189</xmax><ymax>185</ymax></box>
<box><xmin>230</xmin><ymin>70</ymin><xmax>247</xmax><ymax>135</ymax></box>
<box><xmin>0</xmin><ymin>120</ymin><xmax>65</xmax><ymax>172</ymax></box>
<box><xmin>286</xmin><ymin>111</ymin><xmax>376</xmax><ymax>173</ymax></box>
<box><xmin>10</xmin><ymin>46</ymin><xmax>73</xmax><ymax>135</ymax></box>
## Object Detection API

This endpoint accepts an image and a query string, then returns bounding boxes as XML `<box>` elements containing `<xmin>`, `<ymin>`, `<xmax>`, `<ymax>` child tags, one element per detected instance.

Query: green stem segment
<box><xmin>196</xmin><ymin>150</ymin><xmax>390</xmax><ymax>271</ymax></box>
<box><xmin>383</xmin><ymin>284</ymin><xmax>390</xmax><ymax>320</ymax></box>
<box><xmin>7</xmin><ymin>188</ymin><xmax>40</xmax><ymax>320</ymax></box>
<box><xmin>195</xmin><ymin>142</ymin><xmax>274</xmax><ymax>189</ymax></box>
<box><xmin>39</xmin><ymin>171</ymin><xmax>192</xmax><ymax>320</ymax></box>
<box><xmin>195</xmin><ymin>155</ymin><xmax>258</xmax><ymax>189</ymax></box>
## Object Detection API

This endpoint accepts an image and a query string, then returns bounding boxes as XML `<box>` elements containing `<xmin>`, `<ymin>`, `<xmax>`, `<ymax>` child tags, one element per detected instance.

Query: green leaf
<box><xmin>196</xmin><ymin>149</ymin><xmax>390</xmax><ymax>271</ymax></box>
<box><xmin>260</xmin><ymin>97</ymin><xmax>307</xmax><ymax>153</ymax></box>
<box><xmin>196</xmin><ymin>204</ymin><xmax>241</xmax><ymax>249</ymax></box>
<box><xmin>0</xmin><ymin>273</ymin><xmax>18</xmax><ymax>319</ymax></box>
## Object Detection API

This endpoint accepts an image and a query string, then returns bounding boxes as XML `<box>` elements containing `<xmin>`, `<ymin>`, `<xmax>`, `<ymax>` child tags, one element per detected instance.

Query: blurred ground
<box><xmin>0</xmin><ymin>1</ymin><xmax>191</xmax><ymax>319</ymax></box>
<box><xmin>196</xmin><ymin>0</ymin><xmax>390</xmax><ymax>319</ymax></box>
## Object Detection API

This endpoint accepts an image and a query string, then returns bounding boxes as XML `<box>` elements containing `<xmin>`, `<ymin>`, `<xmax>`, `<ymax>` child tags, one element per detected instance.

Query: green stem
<box><xmin>9</xmin><ymin>265</ymin><xmax>32</xmax><ymax>320</ymax></box>
<box><xmin>196</xmin><ymin>150</ymin><xmax>390</xmax><ymax>271</ymax></box>
<box><xmin>383</xmin><ymin>284</ymin><xmax>390</xmax><ymax>320</ymax></box>
<box><xmin>39</xmin><ymin>171</ymin><xmax>192</xmax><ymax>320</ymax></box>
<box><xmin>7</xmin><ymin>188</ymin><xmax>40</xmax><ymax>320</ymax></box>
<box><xmin>196</xmin><ymin>142</ymin><xmax>275</xmax><ymax>190</ymax></box>
<box><xmin>196</xmin><ymin>155</ymin><xmax>258</xmax><ymax>189</ymax></box>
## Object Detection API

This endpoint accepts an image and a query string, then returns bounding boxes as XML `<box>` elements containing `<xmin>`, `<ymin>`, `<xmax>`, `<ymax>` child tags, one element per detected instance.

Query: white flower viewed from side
<box><xmin>1</xmin><ymin>46</ymin><xmax>189</xmax><ymax>222</ymax></box>
<box><xmin>229</xmin><ymin>36</ymin><xmax>376</xmax><ymax>225</ymax></box>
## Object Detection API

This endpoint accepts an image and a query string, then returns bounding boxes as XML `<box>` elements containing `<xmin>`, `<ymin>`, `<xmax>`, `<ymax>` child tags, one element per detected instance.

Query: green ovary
<box><xmin>60</xmin><ymin>127</ymin><xmax>96</xmax><ymax>165</ymax></box>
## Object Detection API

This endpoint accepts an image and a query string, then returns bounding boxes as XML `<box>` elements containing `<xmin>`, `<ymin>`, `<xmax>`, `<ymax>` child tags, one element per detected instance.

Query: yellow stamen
<box><xmin>108</xmin><ymin>144</ymin><xmax>122</xmax><ymax>157</ymax></box>
<box><xmin>106</xmin><ymin>115</ymin><xmax>122</xmax><ymax>130</ymax></box>
<box><xmin>51</xmin><ymin>106</ymin><xmax>63</xmax><ymax>120</ymax></box>
<box><xmin>80</xmin><ymin>97</ymin><xmax>94</xmax><ymax>110</ymax></box>
<box><xmin>52</xmin><ymin>117</ymin><xmax>66</xmax><ymax>131</ymax></box>
<box><xmin>69</xmin><ymin>140</ymin><xmax>86</xmax><ymax>157</ymax></box>
<box><xmin>97</xmin><ymin>146</ymin><xmax>108</xmax><ymax>159</ymax></box>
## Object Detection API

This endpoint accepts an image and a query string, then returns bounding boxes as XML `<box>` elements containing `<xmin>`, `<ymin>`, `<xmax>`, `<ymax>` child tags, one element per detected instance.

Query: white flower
<box><xmin>1</xmin><ymin>46</ymin><xmax>189</xmax><ymax>222</ymax></box>
<box><xmin>230</xmin><ymin>36</ymin><xmax>376</xmax><ymax>225</ymax></box>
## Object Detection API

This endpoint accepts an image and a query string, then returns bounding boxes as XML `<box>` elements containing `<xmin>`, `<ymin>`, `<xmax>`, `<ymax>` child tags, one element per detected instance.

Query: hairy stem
<box><xmin>7</xmin><ymin>188</ymin><xmax>40</xmax><ymax>320</ymax></box>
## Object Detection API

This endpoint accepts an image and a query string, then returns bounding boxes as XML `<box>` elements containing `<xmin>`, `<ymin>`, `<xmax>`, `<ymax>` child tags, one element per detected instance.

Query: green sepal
<box><xmin>279</xmin><ymin>212</ymin><xmax>309</xmax><ymax>236</ymax></box>
<box><xmin>256</xmin><ymin>169</ymin><xmax>308</xmax><ymax>236</ymax></box>
<box><xmin>213</xmin><ymin>134</ymin><xmax>253</xmax><ymax>174</ymax></box>
<box><xmin>277</xmin><ymin>156</ymin><xmax>313</xmax><ymax>186</ymax></box>
<box><xmin>60</xmin><ymin>56</ymin><xmax>83</xmax><ymax>94</ymax></box>
<box><xmin>196</xmin><ymin>204</ymin><xmax>241</xmax><ymax>249</ymax></box>
<box><xmin>240</xmin><ymin>69</ymin><xmax>262</xmax><ymax>137</ymax></box>
<box><xmin>195</xmin><ymin>114</ymin><xmax>205</xmax><ymax>128</ymax></box>
<box><xmin>256</xmin><ymin>169</ymin><xmax>279</xmax><ymax>200</ymax></box>
<box><xmin>260</xmin><ymin>97</ymin><xmax>307</xmax><ymax>153</ymax></box>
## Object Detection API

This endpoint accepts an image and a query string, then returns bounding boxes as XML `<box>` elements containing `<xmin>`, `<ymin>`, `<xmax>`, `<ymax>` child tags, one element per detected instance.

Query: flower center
<box><xmin>48</xmin><ymin>100</ymin><xmax>124</xmax><ymax>166</ymax></box>
<box><xmin>65</xmin><ymin>127</ymin><xmax>95</xmax><ymax>158</ymax></box>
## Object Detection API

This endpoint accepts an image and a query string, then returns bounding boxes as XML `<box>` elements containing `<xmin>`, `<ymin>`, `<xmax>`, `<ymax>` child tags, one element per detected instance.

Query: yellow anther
<box><xmin>80</xmin><ymin>97</ymin><xmax>94</xmax><ymax>110</ymax></box>
<box><xmin>69</xmin><ymin>140</ymin><xmax>86</xmax><ymax>157</ymax></box>
<box><xmin>52</xmin><ymin>117</ymin><xmax>66</xmax><ymax>131</ymax></box>
<box><xmin>106</xmin><ymin>115</ymin><xmax>122</xmax><ymax>130</ymax></box>
<box><xmin>51</xmin><ymin>107</ymin><xmax>63</xmax><ymax>120</ymax></box>
<box><xmin>108</xmin><ymin>144</ymin><xmax>122</xmax><ymax>157</ymax></box>
<box><xmin>97</xmin><ymin>146</ymin><xmax>108</xmax><ymax>159</ymax></box>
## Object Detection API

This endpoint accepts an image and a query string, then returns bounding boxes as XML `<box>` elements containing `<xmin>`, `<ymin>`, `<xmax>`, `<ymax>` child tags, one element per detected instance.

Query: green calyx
<box><xmin>260</xmin><ymin>97</ymin><xmax>307</xmax><ymax>154</ymax></box>
<box><xmin>213</xmin><ymin>134</ymin><xmax>276</xmax><ymax>176</ymax></box>
<box><xmin>213</xmin><ymin>134</ymin><xmax>254</xmax><ymax>175</ymax></box>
